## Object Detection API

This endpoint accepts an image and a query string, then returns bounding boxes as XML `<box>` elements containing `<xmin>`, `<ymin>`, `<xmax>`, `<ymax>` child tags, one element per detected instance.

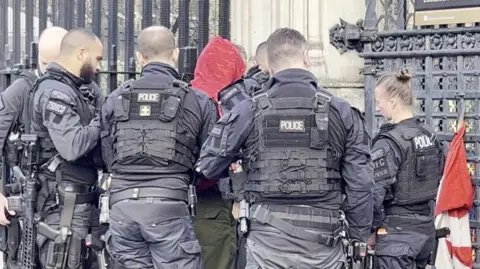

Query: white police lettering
<box><xmin>137</xmin><ymin>92</ymin><xmax>160</xmax><ymax>103</ymax></box>
<box><xmin>46</xmin><ymin>100</ymin><xmax>67</xmax><ymax>115</ymax></box>
<box><xmin>279</xmin><ymin>120</ymin><xmax>305</xmax><ymax>132</ymax></box>
<box><xmin>414</xmin><ymin>134</ymin><xmax>434</xmax><ymax>150</ymax></box>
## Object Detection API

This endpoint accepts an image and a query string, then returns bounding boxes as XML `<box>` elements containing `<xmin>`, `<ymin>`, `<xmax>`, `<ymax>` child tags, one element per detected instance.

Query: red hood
<box><xmin>192</xmin><ymin>37</ymin><xmax>245</xmax><ymax>192</ymax></box>
<box><xmin>191</xmin><ymin>36</ymin><xmax>246</xmax><ymax>100</ymax></box>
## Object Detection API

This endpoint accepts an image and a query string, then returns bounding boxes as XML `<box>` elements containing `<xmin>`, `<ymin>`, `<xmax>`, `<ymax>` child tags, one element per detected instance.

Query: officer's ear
<box><xmin>77</xmin><ymin>48</ymin><xmax>87</xmax><ymax>63</ymax></box>
<box><xmin>136</xmin><ymin>51</ymin><xmax>146</xmax><ymax>67</ymax></box>
<box><xmin>302</xmin><ymin>50</ymin><xmax>312</xmax><ymax>69</ymax></box>
<box><xmin>172</xmin><ymin>48</ymin><xmax>179</xmax><ymax>65</ymax></box>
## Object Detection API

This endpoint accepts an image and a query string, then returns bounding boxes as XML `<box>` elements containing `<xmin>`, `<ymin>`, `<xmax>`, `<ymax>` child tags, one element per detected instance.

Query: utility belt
<box><xmin>249</xmin><ymin>204</ymin><xmax>343</xmax><ymax>247</ymax></box>
<box><xmin>109</xmin><ymin>186</ymin><xmax>198</xmax><ymax>216</ymax></box>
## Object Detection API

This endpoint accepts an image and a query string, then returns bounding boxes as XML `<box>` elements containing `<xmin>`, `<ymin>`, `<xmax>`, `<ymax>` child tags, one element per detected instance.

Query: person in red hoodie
<box><xmin>191</xmin><ymin>36</ymin><xmax>246</xmax><ymax>269</ymax></box>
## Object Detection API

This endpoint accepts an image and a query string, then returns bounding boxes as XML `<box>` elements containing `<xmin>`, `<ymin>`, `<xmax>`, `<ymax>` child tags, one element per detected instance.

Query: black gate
<box><xmin>0</xmin><ymin>0</ymin><xmax>230</xmax><ymax>94</ymax></box>
<box><xmin>330</xmin><ymin>0</ymin><xmax>480</xmax><ymax>266</ymax></box>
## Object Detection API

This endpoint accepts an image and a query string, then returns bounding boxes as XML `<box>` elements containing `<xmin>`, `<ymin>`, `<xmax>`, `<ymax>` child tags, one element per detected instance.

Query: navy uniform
<box><xmin>372</xmin><ymin>118</ymin><xmax>443</xmax><ymax>269</ymax></box>
<box><xmin>197</xmin><ymin>68</ymin><xmax>373</xmax><ymax>269</ymax></box>
<box><xmin>30</xmin><ymin>62</ymin><xmax>104</xmax><ymax>268</ymax></box>
<box><xmin>101</xmin><ymin>62</ymin><xmax>217</xmax><ymax>268</ymax></box>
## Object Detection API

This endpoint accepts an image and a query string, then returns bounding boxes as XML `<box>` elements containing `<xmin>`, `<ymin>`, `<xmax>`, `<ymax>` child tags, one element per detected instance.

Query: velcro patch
<box><xmin>210</xmin><ymin>126</ymin><xmax>223</xmax><ymax>138</ymax></box>
<box><xmin>413</xmin><ymin>134</ymin><xmax>435</xmax><ymax>151</ymax></box>
<box><xmin>372</xmin><ymin>148</ymin><xmax>390</xmax><ymax>181</ymax></box>
<box><xmin>137</xmin><ymin>92</ymin><xmax>160</xmax><ymax>103</ymax></box>
<box><xmin>220</xmin><ymin>86</ymin><xmax>240</xmax><ymax>103</ymax></box>
<box><xmin>46</xmin><ymin>100</ymin><xmax>67</xmax><ymax>115</ymax></box>
<box><xmin>279</xmin><ymin>119</ymin><xmax>306</xmax><ymax>133</ymax></box>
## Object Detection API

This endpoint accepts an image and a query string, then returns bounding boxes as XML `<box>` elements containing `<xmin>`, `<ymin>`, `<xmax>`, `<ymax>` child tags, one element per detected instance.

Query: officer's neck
<box><xmin>55</xmin><ymin>60</ymin><xmax>81</xmax><ymax>78</ymax></box>
<box><xmin>391</xmin><ymin>110</ymin><xmax>414</xmax><ymax>124</ymax></box>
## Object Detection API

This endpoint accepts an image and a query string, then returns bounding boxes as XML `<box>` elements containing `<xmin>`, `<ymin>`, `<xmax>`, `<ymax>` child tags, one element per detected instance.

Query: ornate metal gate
<box><xmin>330</xmin><ymin>0</ymin><xmax>480</xmax><ymax>265</ymax></box>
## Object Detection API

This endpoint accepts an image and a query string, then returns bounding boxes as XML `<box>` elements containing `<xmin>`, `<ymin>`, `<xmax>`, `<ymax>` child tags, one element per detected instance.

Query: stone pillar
<box><xmin>230</xmin><ymin>0</ymin><xmax>367</xmax><ymax>110</ymax></box>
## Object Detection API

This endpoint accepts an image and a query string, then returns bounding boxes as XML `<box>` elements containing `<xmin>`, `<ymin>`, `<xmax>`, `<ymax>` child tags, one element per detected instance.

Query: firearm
<box><xmin>178</xmin><ymin>46</ymin><xmax>197</xmax><ymax>83</ymax></box>
<box><xmin>427</xmin><ymin>227</ymin><xmax>451</xmax><ymax>268</ymax></box>
<box><xmin>6</xmin><ymin>134</ymin><xmax>39</xmax><ymax>269</ymax></box>
<box><xmin>229</xmin><ymin>160</ymin><xmax>249</xmax><ymax>235</ymax></box>
<box><xmin>85</xmin><ymin>234</ymin><xmax>109</xmax><ymax>269</ymax></box>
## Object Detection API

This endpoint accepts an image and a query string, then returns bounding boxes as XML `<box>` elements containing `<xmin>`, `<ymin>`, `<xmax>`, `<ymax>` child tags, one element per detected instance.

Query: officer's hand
<box><xmin>367</xmin><ymin>233</ymin><xmax>376</xmax><ymax>250</ymax></box>
<box><xmin>0</xmin><ymin>194</ymin><xmax>15</xmax><ymax>226</ymax></box>
<box><xmin>232</xmin><ymin>202</ymin><xmax>240</xmax><ymax>219</ymax></box>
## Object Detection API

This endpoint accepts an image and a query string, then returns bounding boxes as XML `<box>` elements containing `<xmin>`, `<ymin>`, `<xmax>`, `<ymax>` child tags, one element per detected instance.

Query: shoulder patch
<box><xmin>372</xmin><ymin>148</ymin><xmax>390</xmax><ymax>181</ymax></box>
<box><xmin>46</xmin><ymin>100</ymin><xmax>67</xmax><ymax>115</ymax></box>
<box><xmin>371</xmin><ymin>148</ymin><xmax>384</xmax><ymax>160</ymax></box>
<box><xmin>50</xmin><ymin>89</ymin><xmax>74</xmax><ymax>105</ymax></box>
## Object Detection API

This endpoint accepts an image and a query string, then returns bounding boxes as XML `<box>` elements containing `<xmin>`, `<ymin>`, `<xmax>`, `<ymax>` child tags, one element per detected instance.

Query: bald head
<box><xmin>253</xmin><ymin>41</ymin><xmax>268</xmax><ymax>71</ymax></box>
<box><xmin>57</xmin><ymin>28</ymin><xmax>103</xmax><ymax>82</ymax></box>
<box><xmin>60</xmin><ymin>28</ymin><xmax>100</xmax><ymax>56</ymax></box>
<box><xmin>137</xmin><ymin>26</ymin><xmax>177</xmax><ymax>67</ymax></box>
<box><xmin>38</xmin><ymin>26</ymin><xmax>67</xmax><ymax>73</ymax></box>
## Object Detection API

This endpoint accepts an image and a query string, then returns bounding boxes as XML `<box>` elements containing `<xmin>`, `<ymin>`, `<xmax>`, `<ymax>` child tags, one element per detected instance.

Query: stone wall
<box><xmin>230</xmin><ymin>0</ymin><xmax>367</xmax><ymax>111</ymax></box>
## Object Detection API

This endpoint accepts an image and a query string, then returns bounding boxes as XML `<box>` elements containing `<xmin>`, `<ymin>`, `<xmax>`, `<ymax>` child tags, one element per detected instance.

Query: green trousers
<box><xmin>194</xmin><ymin>189</ymin><xmax>237</xmax><ymax>269</ymax></box>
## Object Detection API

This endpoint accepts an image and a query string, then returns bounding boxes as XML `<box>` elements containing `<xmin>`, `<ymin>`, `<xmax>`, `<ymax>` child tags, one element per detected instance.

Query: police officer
<box><xmin>244</xmin><ymin>41</ymin><xmax>269</xmax><ymax>95</ymax></box>
<box><xmin>196</xmin><ymin>27</ymin><xmax>373</xmax><ymax>269</ymax></box>
<box><xmin>0</xmin><ymin>26</ymin><xmax>68</xmax><ymax>227</ymax></box>
<box><xmin>369</xmin><ymin>69</ymin><xmax>441</xmax><ymax>269</ymax></box>
<box><xmin>31</xmin><ymin>28</ymin><xmax>104</xmax><ymax>268</ymax></box>
<box><xmin>101</xmin><ymin>26</ymin><xmax>217</xmax><ymax>268</ymax></box>
<box><xmin>217</xmin><ymin>42</ymin><xmax>270</xmax><ymax>115</ymax></box>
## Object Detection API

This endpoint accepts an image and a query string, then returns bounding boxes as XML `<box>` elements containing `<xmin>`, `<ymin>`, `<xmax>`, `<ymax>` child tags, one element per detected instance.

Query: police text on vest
<box><xmin>279</xmin><ymin>120</ymin><xmax>306</xmax><ymax>133</ymax></box>
<box><xmin>413</xmin><ymin>134</ymin><xmax>434</xmax><ymax>150</ymax></box>
<box><xmin>137</xmin><ymin>93</ymin><xmax>160</xmax><ymax>103</ymax></box>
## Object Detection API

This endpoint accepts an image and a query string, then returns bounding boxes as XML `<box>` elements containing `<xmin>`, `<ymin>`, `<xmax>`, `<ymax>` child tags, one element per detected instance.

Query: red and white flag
<box><xmin>434</xmin><ymin>123</ymin><xmax>473</xmax><ymax>269</ymax></box>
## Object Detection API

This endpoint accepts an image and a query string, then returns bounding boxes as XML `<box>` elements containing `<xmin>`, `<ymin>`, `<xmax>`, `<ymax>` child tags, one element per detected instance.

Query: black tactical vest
<box><xmin>110</xmin><ymin>77</ymin><xmax>197</xmax><ymax>174</ymax></box>
<box><xmin>28</xmin><ymin>71</ymin><xmax>98</xmax><ymax>183</ymax></box>
<box><xmin>374</xmin><ymin>119</ymin><xmax>442</xmax><ymax>206</ymax></box>
<box><xmin>243</xmin><ymin>91</ymin><xmax>342</xmax><ymax>202</ymax></box>
<box><xmin>4</xmin><ymin>71</ymin><xmax>38</xmax><ymax>167</ymax></box>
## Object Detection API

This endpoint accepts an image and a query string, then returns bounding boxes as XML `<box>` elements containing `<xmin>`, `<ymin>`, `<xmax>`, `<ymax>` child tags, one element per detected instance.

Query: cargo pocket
<box><xmin>179</xmin><ymin>239</ymin><xmax>202</xmax><ymax>255</ymax></box>
<box><xmin>103</xmin><ymin>230</ymin><xmax>126</xmax><ymax>265</ymax></box>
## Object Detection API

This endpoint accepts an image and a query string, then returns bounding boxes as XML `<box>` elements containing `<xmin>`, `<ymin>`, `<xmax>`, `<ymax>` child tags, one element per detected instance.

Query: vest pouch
<box><xmin>113</xmin><ymin>95</ymin><xmax>130</xmax><ymax>121</ymax></box>
<box><xmin>159</xmin><ymin>96</ymin><xmax>180</xmax><ymax>122</ymax></box>
<box><xmin>415</xmin><ymin>154</ymin><xmax>427</xmax><ymax>180</ymax></box>
<box><xmin>310</xmin><ymin>113</ymin><xmax>329</xmax><ymax>149</ymax></box>
<box><xmin>214</xmin><ymin>112</ymin><xmax>239</xmax><ymax>156</ymax></box>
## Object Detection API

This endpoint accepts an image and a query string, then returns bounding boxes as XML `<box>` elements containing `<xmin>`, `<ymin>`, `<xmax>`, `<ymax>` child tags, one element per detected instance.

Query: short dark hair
<box><xmin>60</xmin><ymin>28</ymin><xmax>98</xmax><ymax>54</ymax></box>
<box><xmin>266</xmin><ymin>28</ymin><xmax>307</xmax><ymax>71</ymax></box>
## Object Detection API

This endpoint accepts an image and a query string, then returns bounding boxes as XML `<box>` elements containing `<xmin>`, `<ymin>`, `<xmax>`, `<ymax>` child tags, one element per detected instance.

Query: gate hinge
<box><xmin>329</xmin><ymin>18</ymin><xmax>376</xmax><ymax>54</ymax></box>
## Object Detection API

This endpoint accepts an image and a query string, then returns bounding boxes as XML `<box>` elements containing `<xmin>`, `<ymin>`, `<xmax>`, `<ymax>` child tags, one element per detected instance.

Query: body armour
<box><xmin>29</xmin><ymin>71</ymin><xmax>98</xmax><ymax>183</ymax></box>
<box><xmin>110</xmin><ymin>77</ymin><xmax>198</xmax><ymax>174</ymax></box>
<box><xmin>374</xmin><ymin>119</ymin><xmax>442</xmax><ymax>206</ymax></box>
<box><xmin>243</xmin><ymin>90</ymin><xmax>342</xmax><ymax>202</ymax></box>
<box><xmin>218</xmin><ymin>80</ymin><xmax>249</xmax><ymax>113</ymax></box>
